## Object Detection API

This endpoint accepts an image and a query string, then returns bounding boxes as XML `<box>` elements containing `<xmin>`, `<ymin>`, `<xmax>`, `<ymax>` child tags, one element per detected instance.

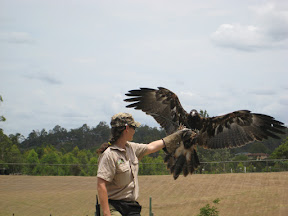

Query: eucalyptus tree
<box><xmin>0</xmin><ymin>95</ymin><xmax>5</xmax><ymax>122</ymax></box>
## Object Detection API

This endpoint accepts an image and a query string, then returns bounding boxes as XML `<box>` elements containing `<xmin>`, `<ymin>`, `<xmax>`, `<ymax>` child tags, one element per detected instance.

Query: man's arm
<box><xmin>97</xmin><ymin>177</ymin><xmax>111</xmax><ymax>216</ymax></box>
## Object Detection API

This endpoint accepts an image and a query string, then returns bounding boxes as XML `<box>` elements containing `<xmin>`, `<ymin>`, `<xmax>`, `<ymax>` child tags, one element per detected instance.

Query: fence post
<box><xmin>149</xmin><ymin>197</ymin><xmax>154</xmax><ymax>216</ymax></box>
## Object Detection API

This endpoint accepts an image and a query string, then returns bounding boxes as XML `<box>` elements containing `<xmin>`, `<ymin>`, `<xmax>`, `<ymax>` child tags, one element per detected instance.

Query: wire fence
<box><xmin>1</xmin><ymin>159</ymin><xmax>287</xmax><ymax>176</ymax></box>
<box><xmin>140</xmin><ymin>159</ymin><xmax>288</xmax><ymax>175</ymax></box>
<box><xmin>1</xmin><ymin>161</ymin><xmax>288</xmax><ymax>216</ymax></box>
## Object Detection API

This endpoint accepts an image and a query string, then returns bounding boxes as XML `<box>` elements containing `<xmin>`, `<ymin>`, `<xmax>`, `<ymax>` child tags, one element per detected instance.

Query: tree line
<box><xmin>0</xmin><ymin>122</ymin><xmax>167</xmax><ymax>175</ymax></box>
<box><xmin>0</xmin><ymin>122</ymin><xmax>287</xmax><ymax>176</ymax></box>
<box><xmin>1</xmin><ymin>96</ymin><xmax>287</xmax><ymax>176</ymax></box>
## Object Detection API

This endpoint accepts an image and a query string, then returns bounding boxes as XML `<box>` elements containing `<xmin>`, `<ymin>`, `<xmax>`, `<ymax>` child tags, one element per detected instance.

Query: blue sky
<box><xmin>1</xmin><ymin>0</ymin><xmax>288</xmax><ymax>137</ymax></box>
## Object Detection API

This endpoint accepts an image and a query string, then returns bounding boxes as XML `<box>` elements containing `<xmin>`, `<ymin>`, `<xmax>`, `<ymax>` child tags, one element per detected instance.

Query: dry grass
<box><xmin>1</xmin><ymin>172</ymin><xmax>287</xmax><ymax>216</ymax></box>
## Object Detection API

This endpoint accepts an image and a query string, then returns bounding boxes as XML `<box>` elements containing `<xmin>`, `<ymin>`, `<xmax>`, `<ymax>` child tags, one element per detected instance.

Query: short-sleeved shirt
<box><xmin>97</xmin><ymin>141</ymin><xmax>147</xmax><ymax>201</ymax></box>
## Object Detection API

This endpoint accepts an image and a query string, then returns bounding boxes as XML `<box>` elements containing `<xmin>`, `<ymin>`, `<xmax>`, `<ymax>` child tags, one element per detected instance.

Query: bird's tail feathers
<box><xmin>165</xmin><ymin>142</ymin><xmax>200</xmax><ymax>180</ymax></box>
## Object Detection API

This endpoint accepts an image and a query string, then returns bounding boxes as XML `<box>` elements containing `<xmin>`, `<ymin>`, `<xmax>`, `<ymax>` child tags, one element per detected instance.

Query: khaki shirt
<box><xmin>97</xmin><ymin>141</ymin><xmax>147</xmax><ymax>201</ymax></box>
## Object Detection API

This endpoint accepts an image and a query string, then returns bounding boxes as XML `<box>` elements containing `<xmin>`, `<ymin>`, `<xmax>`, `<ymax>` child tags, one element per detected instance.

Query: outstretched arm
<box><xmin>144</xmin><ymin>140</ymin><xmax>165</xmax><ymax>156</ymax></box>
<box><xmin>144</xmin><ymin>128</ymin><xmax>193</xmax><ymax>156</ymax></box>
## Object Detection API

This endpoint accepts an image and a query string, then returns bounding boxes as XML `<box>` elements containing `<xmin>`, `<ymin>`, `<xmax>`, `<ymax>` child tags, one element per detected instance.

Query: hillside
<box><xmin>18</xmin><ymin>123</ymin><xmax>287</xmax><ymax>154</ymax></box>
<box><xmin>1</xmin><ymin>172</ymin><xmax>287</xmax><ymax>216</ymax></box>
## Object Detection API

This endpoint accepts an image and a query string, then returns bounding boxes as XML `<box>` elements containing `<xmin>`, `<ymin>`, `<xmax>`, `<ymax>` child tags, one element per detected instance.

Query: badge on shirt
<box><xmin>117</xmin><ymin>158</ymin><xmax>125</xmax><ymax>165</ymax></box>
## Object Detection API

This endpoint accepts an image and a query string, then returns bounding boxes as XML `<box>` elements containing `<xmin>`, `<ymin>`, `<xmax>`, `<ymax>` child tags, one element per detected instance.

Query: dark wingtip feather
<box><xmin>173</xmin><ymin>154</ymin><xmax>186</xmax><ymax>180</ymax></box>
<box><xmin>124</xmin><ymin>97</ymin><xmax>141</xmax><ymax>102</ymax></box>
<box><xmin>186</xmin><ymin>149</ymin><xmax>200</xmax><ymax>174</ymax></box>
<box><xmin>125</xmin><ymin>103</ymin><xmax>139</xmax><ymax>108</ymax></box>
<box><xmin>182</xmin><ymin>161</ymin><xmax>189</xmax><ymax>177</ymax></box>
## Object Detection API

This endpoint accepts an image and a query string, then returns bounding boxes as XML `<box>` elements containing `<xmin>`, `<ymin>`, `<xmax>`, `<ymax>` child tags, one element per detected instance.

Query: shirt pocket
<box><xmin>114</xmin><ymin>161</ymin><xmax>132</xmax><ymax>187</ymax></box>
<box><xmin>131</xmin><ymin>157</ymin><xmax>139</xmax><ymax>174</ymax></box>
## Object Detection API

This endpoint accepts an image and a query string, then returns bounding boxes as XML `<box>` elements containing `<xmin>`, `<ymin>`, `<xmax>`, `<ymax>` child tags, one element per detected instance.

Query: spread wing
<box><xmin>124</xmin><ymin>87</ymin><xmax>189</xmax><ymax>134</ymax></box>
<box><xmin>197</xmin><ymin>110</ymin><xmax>286</xmax><ymax>149</ymax></box>
<box><xmin>124</xmin><ymin>87</ymin><xmax>287</xmax><ymax>180</ymax></box>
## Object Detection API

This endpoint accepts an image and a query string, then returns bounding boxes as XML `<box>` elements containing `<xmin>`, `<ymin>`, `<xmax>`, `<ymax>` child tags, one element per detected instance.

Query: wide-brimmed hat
<box><xmin>110</xmin><ymin>112</ymin><xmax>141</xmax><ymax>128</ymax></box>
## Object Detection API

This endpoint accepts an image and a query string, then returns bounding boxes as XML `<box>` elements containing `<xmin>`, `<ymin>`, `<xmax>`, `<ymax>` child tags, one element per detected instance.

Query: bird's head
<box><xmin>190</xmin><ymin>109</ymin><xmax>199</xmax><ymax>117</ymax></box>
<box><xmin>188</xmin><ymin>109</ymin><xmax>202</xmax><ymax>130</ymax></box>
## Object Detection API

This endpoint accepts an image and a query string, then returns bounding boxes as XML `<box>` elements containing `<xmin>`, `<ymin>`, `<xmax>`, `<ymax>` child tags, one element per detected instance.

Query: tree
<box><xmin>72</xmin><ymin>146</ymin><xmax>80</xmax><ymax>157</ymax></box>
<box><xmin>61</xmin><ymin>152</ymin><xmax>80</xmax><ymax>176</ymax></box>
<box><xmin>133</xmin><ymin>125</ymin><xmax>166</xmax><ymax>145</ymax></box>
<box><xmin>200</xmin><ymin>109</ymin><xmax>209</xmax><ymax>118</ymax></box>
<box><xmin>41</xmin><ymin>150</ymin><xmax>61</xmax><ymax>164</ymax></box>
<box><xmin>77</xmin><ymin>150</ymin><xmax>89</xmax><ymax>176</ymax></box>
<box><xmin>7</xmin><ymin>144</ymin><xmax>23</xmax><ymax>163</ymax></box>
<box><xmin>233</xmin><ymin>154</ymin><xmax>248</xmax><ymax>161</ymax></box>
<box><xmin>0</xmin><ymin>95</ymin><xmax>6</xmax><ymax>122</ymax></box>
<box><xmin>40</xmin><ymin>146</ymin><xmax>62</xmax><ymax>175</ymax></box>
<box><xmin>249</xmin><ymin>142</ymin><xmax>269</xmax><ymax>154</ymax></box>
<box><xmin>26</xmin><ymin>149</ymin><xmax>39</xmax><ymax>164</ymax></box>
<box><xmin>0</xmin><ymin>129</ymin><xmax>12</xmax><ymax>162</ymax></box>
<box><xmin>9</xmin><ymin>133</ymin><xmax>25</xmax><ymax>145</ymax></box>
<box><xmin>270</xmin><ymin>137</ymin><xmax>288</xmax><ymax>159</ymax></box>
<box><xmin>24</xmin><ymin>149</ymin><xmax>40</xmax><ymax>175</ymax></box>
<box><xmin>6</xmin><ymin>144</ymin><xmax>23</xmax><ymax>174</ymax></box>
<box><xmin>88</xmin><ymin>156</ymin><xmax>98</xmax><ymax>176</ymax></box>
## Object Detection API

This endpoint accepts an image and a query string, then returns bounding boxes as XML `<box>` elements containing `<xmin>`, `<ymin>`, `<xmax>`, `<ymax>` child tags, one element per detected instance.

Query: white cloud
<box><xmin>211</xmin><ymin>24</ymin><xmax>267</xmax><ymax>51</ymax></box>
<box><xmin>24</xmin><ymin>73</ymin><xmax>62</xmax><ymax>85</ymax></box>
<box><xmin>0</xmin><ymin>32</ymin><xmax>35</xmax><ymax>44</ymax></box>
<box><xmin>248</xmin><ymin>88</ymin><xmax>276</xmax><ymax>96</ymax></box>
<box><xmin>211</xmin><ymin>1</ymin><xmax>288</xmax><ymax>51</ymax></box>
<box><xmin>252</xmin><ymin>2</ymin><xmax>288</xmax><ymax>40</ymax></box>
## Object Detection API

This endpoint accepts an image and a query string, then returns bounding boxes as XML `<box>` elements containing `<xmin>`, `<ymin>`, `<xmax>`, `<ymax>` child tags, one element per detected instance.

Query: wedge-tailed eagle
<box><xmin>124</xmin><ymin>87</ymin><xmax>286</xmax><ymax>179</ymax></box>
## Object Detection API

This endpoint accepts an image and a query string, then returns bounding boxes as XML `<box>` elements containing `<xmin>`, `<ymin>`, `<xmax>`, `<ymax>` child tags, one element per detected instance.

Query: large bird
<box><xmin>124</xmin><ymin>87</ymin><xmax>286</xmax><ymax>179</ymax></box>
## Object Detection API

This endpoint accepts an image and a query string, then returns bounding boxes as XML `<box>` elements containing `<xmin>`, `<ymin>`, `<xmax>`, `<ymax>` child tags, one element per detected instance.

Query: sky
<box><xmin>0</xmin><ymin>0</ymin><xmax>288</xmax><ymax>138</ymax></box>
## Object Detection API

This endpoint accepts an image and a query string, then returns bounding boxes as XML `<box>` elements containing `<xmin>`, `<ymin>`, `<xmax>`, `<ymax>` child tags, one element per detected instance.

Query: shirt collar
<box><xmin>110</xmin><ymin>143</ymin><xmax>127</xmax><ymax>152</ymax></box>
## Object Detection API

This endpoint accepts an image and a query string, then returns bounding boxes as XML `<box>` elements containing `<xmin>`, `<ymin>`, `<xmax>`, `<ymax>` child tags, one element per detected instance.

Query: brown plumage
<box><xmin>124</xmin><ymin>87</ymin><xmax>286</xmax><ymax>179</ymax></box>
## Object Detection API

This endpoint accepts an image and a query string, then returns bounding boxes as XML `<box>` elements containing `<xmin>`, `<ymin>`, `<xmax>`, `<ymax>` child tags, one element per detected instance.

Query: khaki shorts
<box><xmin>100</xmin><ymin>203</ymin><xmax>121</xmax><ymax>216</ymax></box>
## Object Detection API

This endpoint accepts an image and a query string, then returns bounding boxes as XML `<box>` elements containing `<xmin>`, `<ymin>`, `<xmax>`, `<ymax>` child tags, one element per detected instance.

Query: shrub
<box><xmin>197</xmin><ymin>198</ymin><xmax>220</xmax><ymax>216</ymax></box>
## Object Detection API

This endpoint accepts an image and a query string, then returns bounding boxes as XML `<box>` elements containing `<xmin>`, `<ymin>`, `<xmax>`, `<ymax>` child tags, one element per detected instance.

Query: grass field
<box><xmin>1</xmin><ymin>172</ymin><xmax>287</xmax><ymax>216</ymax></box>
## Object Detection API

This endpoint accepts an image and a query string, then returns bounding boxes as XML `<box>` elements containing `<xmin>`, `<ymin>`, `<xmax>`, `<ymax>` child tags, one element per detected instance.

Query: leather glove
<box><xmin>162</xmin><ymin>128</ymin><xmax>193</xmax><ymax>153</ymax></box>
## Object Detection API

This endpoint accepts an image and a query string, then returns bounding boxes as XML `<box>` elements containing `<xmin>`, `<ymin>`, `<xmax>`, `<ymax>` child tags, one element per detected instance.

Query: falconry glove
<box><xmin>162</xmin><ymin>128</ymin><xmax>193</xmax><ymax>154</ymax></box>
